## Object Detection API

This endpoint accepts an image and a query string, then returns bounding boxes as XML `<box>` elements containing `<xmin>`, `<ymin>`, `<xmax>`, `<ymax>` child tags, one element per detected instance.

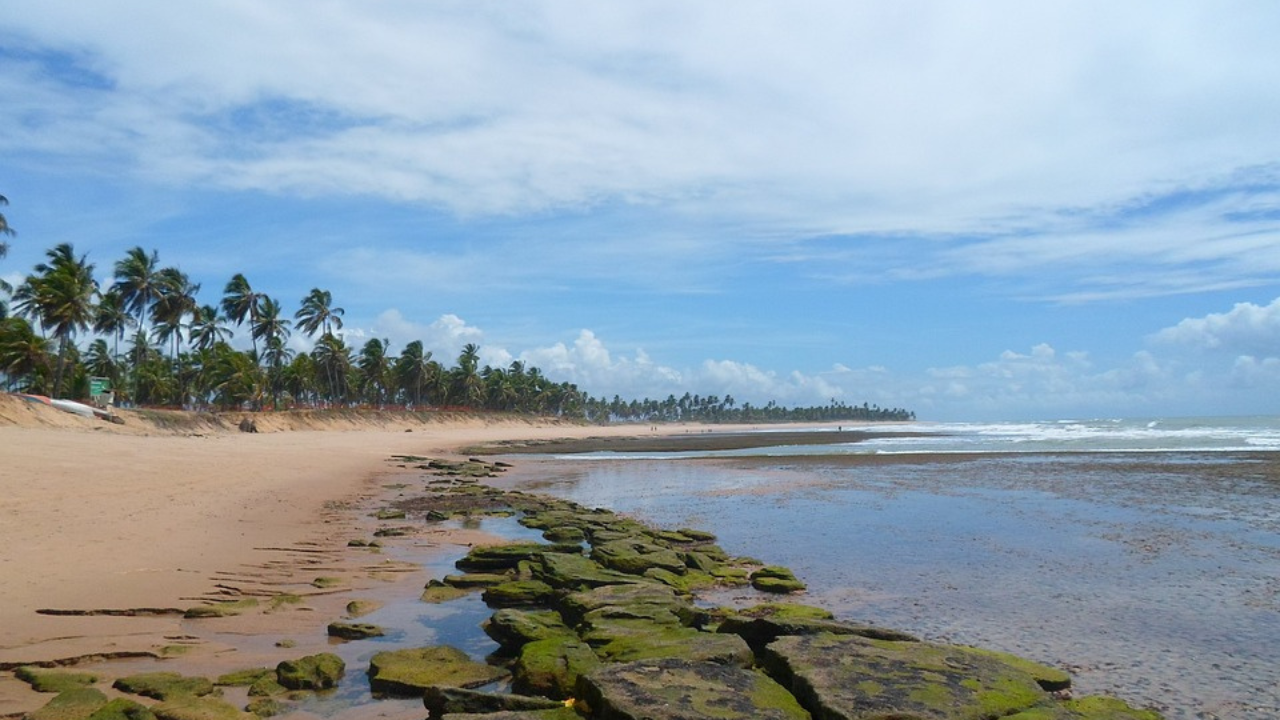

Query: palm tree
<box><xmin>149</xmin><ymin>268</ymin><xmax>200</xmax><ymax>358</ymax></box>
<box><xmin>93</xmin><ymin>288</ymin><xmax>135</xmax><ymax>359</ymax></box>
<box><xmin>188</xmin><ymin>305</ymin><xmax>232</xmax><ymax>351</ymax></box>
<box><xmin>394</xmin><ymin>340</ymin><xmax>434</xmax><ymax>407</ymax></box>
<box><xmin>0</xmin><ymin>316</ymin><xmax>50</xmax><ymax>391</ymax></box>
<box><xmin>356</xmin><ymin>338</ymin><xmax>391</xmax><ymax>407</ymax></box>
<box><xmin>451</xmin><ymin>343</ymin><xmax>485</xmax><ymax>408</ymax></box>
<box><xmin>18</xmin><ymin>243</ymin><xmax>97</xmax><ymax>397</ymax></box>
<box><xmin>221</xmin><ymin>273</ymin><xmax>265</xmax><ymax>358</ymax></box>
<box><xmin>0</xmin><ymin>194</ymin><xmax>14</xmax><ymax>258</ymax></box>
<box><xmin>311</xmin><ymin>333</ymin><xmax>352</xmax><ymax>403</ymax></box>
<box><xmin>251</xmin><ymin>296</ymin><xmax>290</xmax><ymax>407</ymax></box>
<box><xmin>295</xmin><ymin>288</ymin><xmax>344</xmax><ymax>338</ymax></box>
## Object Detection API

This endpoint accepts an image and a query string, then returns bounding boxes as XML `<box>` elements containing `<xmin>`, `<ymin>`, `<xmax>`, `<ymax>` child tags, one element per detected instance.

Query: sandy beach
<box><xmin>0</xmin><ymin>395</ymin><xmax>743</xmax><ymax>716</ymax></box>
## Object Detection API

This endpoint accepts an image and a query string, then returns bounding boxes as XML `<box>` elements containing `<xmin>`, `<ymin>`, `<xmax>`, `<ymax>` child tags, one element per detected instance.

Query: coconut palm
<box><xmin>150</xmin><ymin>268</ymin><xmax>200</xmax><ymax>358</ymax></box>
<box><xmin>394</xmin><ymin>340</ymin><xmax>435</xmax><ymax>407</ymax></box>
<box><xmin>0</xmin><ymin>194</ymin><xmax>13</xmax><ymax>258</ymax></box>
<box><xmin>295</xmin><ymin>288</ymin><xmax>344</xmax><ymax>338</ymax></box>
<box><xmin>17</xmin><ymin>243</ymin><xmax>97</xmax><ymax>397</ymax></box>
<box><xmin>221</xmin><ymin>273</ymin><xmax>265</xmax><ymax>357</ymax></box>
<box><xmin>311</xmin><ymin>332</ymin><xmax>352</xmax><ymax>403</ymax></box>
<box><xmin>0</xmin><ymin>316</ymin><xmax>50</xmax><ymax>391</ymax></box>
<box><xmin>93</xmin><ymin>288</ymin><xmax>135</xmax><ymax>359</ymax></box>
<box><xmin>356</xmin><ymin>338</ymin><xmax>391</xmax><ymax>407</ymax></box>
<box><xmin>188</xmin><ymin>305</ymin><xmax>232</xmax><ymax>351</ymax></box>
<box><xmin>451</xmin><ymin>343</ymin><xmax>485</xmax><ymax>408</ymax></box>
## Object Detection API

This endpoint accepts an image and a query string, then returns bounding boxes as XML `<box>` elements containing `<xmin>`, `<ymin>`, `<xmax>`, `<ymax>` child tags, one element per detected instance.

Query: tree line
<box><xmin>0</xmin><ymin>205</ymin><xmax>913</xmax><ymax>423</ymax></box>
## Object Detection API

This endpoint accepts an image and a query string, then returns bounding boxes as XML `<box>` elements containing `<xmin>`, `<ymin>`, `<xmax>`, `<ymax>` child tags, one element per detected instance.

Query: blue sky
<box><xmin>3</xmin><ymin>2</ymin><xmax>1280</xmax><ymax>421</ymax></box>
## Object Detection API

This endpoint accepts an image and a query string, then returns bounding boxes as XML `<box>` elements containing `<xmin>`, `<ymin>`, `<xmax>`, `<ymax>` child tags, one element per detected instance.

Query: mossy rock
<box><xmin>345</xmin><ymin>599</ymin><xmax>382</xmax><ymax>617</ymax></box>
<box><xmin>265</xmin><ymin>594</ymin><xmax>304</xmax><ymax>612</ymax></box>
<box><xmin>113</xmin><ymin>673</ymin><xmax>215</xmax><ymax>700</ymax></box>
<box><xmin>965</xmin><ymin>646</ymin><xmax>1072</xmax><ymax>692</ymax></box>
<box><xmin>594</xmin><ymin>627</ymin><xmax>754</xmax><ymax>668</ymax></box>
<box><xmin>245</xmin><ymin>676</ymin><xmax>286</xmax><ymax>698</ymax></box>
<box><xmin>591</xmin><ymin>539</ymin><xmax>687</xmax><ymax>576</ymax></box>
<box><xmin>310</xmin><ymin>577</ymin><xmax>343</xmax><ymax>589</ymax></box>
<box><xmin>680</xmin><ymin>551</ymin><xmax>722</xmax><ymax>574</ymax></box>
<box><xmin>214</xmin><ymin>668</ymin><xmax>272</xmax><ymax>687</ymax></box>
<box><xmin>750</xmin><ymin>567</ymin><xmax>806</xmax><ymax>593</ymax></box>
<box><xmin>421</xmin><ymin>581</ymin><xmax>473</xmax><ymax>604</ymax></box>
<box><xmin>718</xmin><ymin>610</ymin><xmax>917</xmax><ymax>651</ymax></box>
<box><xmin>86</xmin><ymin>698</ymin><xmax>156</xmax><ymax>720</ymax></box>
<box><xmin>27</xmin><ymin>688</ymin><xmax>109</xmax><ymax>720</ymax></box>
<box><xmin>373</xmin><ymin>527</ymin><xmax>409</xmax><ymax>537</ymax></box>
<box><xmin>578</xmin><ymin>658</ymin><xmax>809</xmax><ymax>720</ymax></box>
<box><xmin>374</xmin><ymin>508</ymin><xmax>406</xmax><ymax>520</ymax></box>
<box><xmin>14</xmin><ymin>666</ymin><xmax>99</xmax><ymax>693</ymax></box>
<box><xmin>184</xmin><ymin>598</ymin><xmax>259</xmax><ymax>619</ymax></box>
<box><xmin>676</xmin><ymin>528</ymin><xmax>718</xmax><ymax>542</ymax></box>
<box><xmin>762</xmin><ymin>633</ymin><xmax>1052</xmax><ymax>720</ymax></box>
<box><xmin>643</xmin><ymin>567</ymin><xmax>718</xmax><ymax>593</ymax></box>
<box><xmin>443</xmin><ymin>572</ymin><xmax>513</xmax><ymax>588</ymax></box>
<box><xmin>275</xmin><ymin>653</ymin><xmax>345</xmax><ymax>691</ymax></box>
<box><xmin>482</xmin><ymin>608</ymin><xmax>576</xmax><ymax>649</ymax></box>
<box><xmin>481</xmin><ymin>579</ymin><xmax>556</xmax><ymax>607</ymax></box>
<box><xmin>512</xmin><ymin>639</ymin><xmax>601</xmax><ymax>700</ymax></box>
<box><xmin>242</xmin><ymin>698</ymin><xmax>285</xmax><ymax>718</ymax></box>
<box><xmin>535</xmin><ymin>552</ymin><xmax>643</xmax><ymax>590</ymax></box>
<box><xmin>150</xmin><ymin>696</ymin><xmax>249</xmax><ymax>720</ymax></box>
<box><xmin>366</xmin><ymin>646</ymin><xmax>507</xmax><ymax>697</ymax></box>
<box><xmin>422</xmin><ymin>686</ymin><xmax>564</xmax><ymax>717</ymax></box>
<box><xmin>326</xmin><ymin>622</ymin><xmax>386</xmax><ymax>640</ymax></box>
<box><xmin>542</xmin><ymin>526</ymin><xmax>586</xmax><ymax>543</ymax></box>
<box><xmin>456</xmin><ymin>542</ymin><xmax>583</xmax><ymax>572</ymax></box>
<box><xmin>559</xmin><ymin>583</ymin><xmax>697</xmax><ymax>627</ymax></box>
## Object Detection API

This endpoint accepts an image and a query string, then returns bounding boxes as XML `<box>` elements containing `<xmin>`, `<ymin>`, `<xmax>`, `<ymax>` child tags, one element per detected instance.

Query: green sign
<box><xmin>89</xmin><ymin>377</ymin><xmax>111</xmax><ymax>395</ymax></box>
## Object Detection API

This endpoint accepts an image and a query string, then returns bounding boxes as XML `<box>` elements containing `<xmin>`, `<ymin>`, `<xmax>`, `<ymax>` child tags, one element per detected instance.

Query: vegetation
<box><xmin>0</xmin><ymin>214</ymin><xmax>913</xmax><ymax>423</ymax></box>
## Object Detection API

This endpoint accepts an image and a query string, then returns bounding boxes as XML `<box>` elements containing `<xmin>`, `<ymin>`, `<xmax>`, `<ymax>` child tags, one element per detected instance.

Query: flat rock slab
<box><xmin>368</xmin><ymin>646</ymin><xmax>507</xmax><ymax>696</ymax></box>
<box><xmin>578</xmin><ymin>658</ymin><xmax>810</xmax><ymax>720</ymax></box>
<box><xmin>423</xmin><ymin>686</ymin><xmax>564</xmax><ymax>719</ymax></box>
<box><xmin>763</xmin><ymin>634</ymin><xmax>1055</xmax><ymax>720</ymax></box>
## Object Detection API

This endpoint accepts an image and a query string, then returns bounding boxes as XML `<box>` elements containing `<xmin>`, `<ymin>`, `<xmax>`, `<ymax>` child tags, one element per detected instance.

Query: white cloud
<box><xmin>1151</xmin><ymin>297</ymin><xmax>1280</xmax><ymax>355</ymax></box>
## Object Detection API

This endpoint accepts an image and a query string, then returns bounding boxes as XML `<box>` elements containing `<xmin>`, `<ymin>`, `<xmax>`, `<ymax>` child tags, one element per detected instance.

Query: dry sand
<box><xmin>0</xmin><ymin>394</ymin><xmax>719</xmax><ymax>699</ymax></box>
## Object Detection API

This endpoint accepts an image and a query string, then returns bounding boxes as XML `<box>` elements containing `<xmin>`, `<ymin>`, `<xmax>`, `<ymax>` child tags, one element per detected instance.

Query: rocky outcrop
<box><xmin>367</xmin><ymin>646</ymin><xmax>507</xmax><ymax>696</ymax></box>
<box><xmin>275</xmin><ymin>653</ymin><xmax>345</xmax><ymax>691</ymax></box>
<box><xmin>577</xmin><ymin>658</ymin><xmax>810</xmax><ymax>720</ymax></box>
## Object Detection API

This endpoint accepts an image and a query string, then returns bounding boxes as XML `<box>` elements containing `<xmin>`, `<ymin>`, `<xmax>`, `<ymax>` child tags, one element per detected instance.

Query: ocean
<box><xmin>498</xmin><ymin>416</ymin><xmax>1280</xmax><ymax>720</ymax></box>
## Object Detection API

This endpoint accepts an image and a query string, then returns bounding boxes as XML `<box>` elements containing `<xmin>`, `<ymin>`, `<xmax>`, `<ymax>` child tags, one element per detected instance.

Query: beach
<box><xmin>0</xmin><ymin>396</ymin><xmax>726</xmax><ymax>717</ymax></box>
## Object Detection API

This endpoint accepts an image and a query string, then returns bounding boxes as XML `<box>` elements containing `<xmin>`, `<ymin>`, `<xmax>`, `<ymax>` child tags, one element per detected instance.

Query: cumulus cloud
<box><xmin>1151</xmin><ymin>297</ymin><xmax>1280</xmax><ymax>355</ymax></box>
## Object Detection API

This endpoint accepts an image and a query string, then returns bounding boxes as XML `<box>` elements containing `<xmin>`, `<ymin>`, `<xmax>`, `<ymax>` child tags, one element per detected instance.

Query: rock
<box><xmin>642</xmin><ymin>567</ymin><xmax>718</xmax><ymax>593</ymax></box>
<box><xmin>374</xmin><ymin>509</ymin><xmax>407</xmax><ymax>520</ymax></box>
<box><xmin>150</xmin><ymin>696</ymin><xmax>250</xmax><ymax>720</ymax></box>
<box><xmin>676</xmin><ymin>528</ymin><xmax>718</xmax><ymax>542</ymax></box>
<box><xmin>482</xmin><ymin>608</ymin><xmax>576</xmax><ymax>649</ymax></box>
<box><xmin>717</xmin><ymin>606</ymin><xmax>917</xmax><ymax>651</ymax></box>
<box><xmin>535</xmin><ymin>552</ymin><xmax>642</xmax><ymax>589</ymax></box>
<box><xmin>367</xmin><ymin>646</ymin><xmax>507</xmax><ymax>697</ymax></box>
<box><xmin>443</xmin><ymin>572</ymin><xmax>513</xmax><ymax>588</ymax></box>
<box><xmin>750</xmin><ymin>567</ymin><xmax>806</xmax><ymax>594</ymax></box>
<box><xmin>438</xmin><ymin>710</ymin><xmax>579</xmax><ymax>720</ymax></box>
<box><xmin>112</xmin><ymin>673</ymin><xmax>214</xmax><ymax>700</ymax></box>
<box><xmin>964</xmin><ymin>646</ymin><xmax>1073</xmax><ymax>693</ymax></box>
<box><xmin>326</xmin><ymin>622</ymin><xmax>386</xmax><ymax>640</ymax></box>
<box><xmin>86</xmin><ymin>698</ymin><xmax>156</xmax><ymax>720</ymax></box>
<box><xmin>541</xmin><ymin>526</ymin><xmax>586</xmax><ymax>543</ymax></box>
<box><xmin>345</xmin><ymin>599</ymin><xmax>382</xmax><ymax>617</ymax></box>
<box><xmin>512</xmin><ymin>639</ymin><xmax>601</xmax><ymax>699</ymax></box>
<box><xmin>1060</xmin><ymin>697</ymin><xmax>1164</xmax><ymax>719</ymax></box>
<box><xmin>456</xmin><ymin>542</ymin><xmax>584</xmax><ymax>572</ymax></box>
<box><xmin>28</xmin><ymin>688</ymin><xmax>109</xmax><ymax>720</ymax></box>
<box><xmin>184</xmin><ymin>599</ymin><xmax>259</xmax><ymax>618</ymax></box>
<box><xmin>214</xmin><ymin>669</ymin><xmax>273</xmax><ymax>687</ymax></box>
<box><xmin>422</xmin><ymin>686</ymin><xmax>563</xmax><ymax>719</ymax></box>
<box><xmin>762</xmin><ymin>633</ymin><xmax>1053</xmax><ymax>720</ymax></box>
<box><xmin>594</xmin><ymin>627</ymin><xmax>754</xmax><ymax>668</ymax></box>
<box><xmin>481</xmin><ymin>580</ymin><xmax>556</xmax><ymax>607</ymax></box>
<box><xmin>422</xmin><ymin>581</ymin><xmax>473</xmax><ymax>603</ymax></box>
<box><xmin>14</xmin><ymin>667</ymin><xmax>98</xmax><ymax>693</ymax></box>
<box><xmin>275</xmin><ymin>653</ymin><xmax>345</xmax><ymax>691</ymax></box>
<box><xmin>246</xmin><ymin>676</ymin><xmax>286</xmax><ymax>698</ymax></box>
<box><xmin>591</xmin><ymin>539</ymin><xmax>687</xmax><ymax>576</ymax></box>
<box><xmin>577</xmin><ymin>658</ymin><xmax>809</xmax><ymax>720</ymax></box>
<box><xmin>559</xmin><ymin>583</ymin><xmax>699</xmax><ymax>627</ymax></box>
<box><xmin>243</xmin><ymin>697</ymin><xmax>285</xmax><ymax>718</ymax></box>
<box><xmin>237</xmin><ymin>418</ymin><xmax>257</xmax><ymax>433</ymax></box>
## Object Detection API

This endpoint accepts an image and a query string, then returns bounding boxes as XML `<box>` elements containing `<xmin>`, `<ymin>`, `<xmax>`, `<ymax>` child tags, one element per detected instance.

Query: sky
<box><xmin>2</xmin><ymin>1</ymin><xmax>1280</xmax><ymax>421</ymax></box>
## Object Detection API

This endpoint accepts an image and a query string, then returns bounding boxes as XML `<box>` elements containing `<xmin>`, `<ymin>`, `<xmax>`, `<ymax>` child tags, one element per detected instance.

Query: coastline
<box><xmin>0</xmin><ymin>397</ymin><xmax>821</xmax><ymax>715</ymax></box>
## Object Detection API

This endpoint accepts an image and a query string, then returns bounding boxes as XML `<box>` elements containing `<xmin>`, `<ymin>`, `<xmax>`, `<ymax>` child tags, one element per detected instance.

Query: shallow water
<box><xmin>497</xmin><ymin>451</ymin><xmax>1280</xmax><ymax>720</ymax></box>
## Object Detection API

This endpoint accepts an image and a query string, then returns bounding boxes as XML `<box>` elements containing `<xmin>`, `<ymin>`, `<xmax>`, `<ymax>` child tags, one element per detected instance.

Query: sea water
<box><xmin>500</xmin><ymin>416</ymin><xmax>1280</xmax><ymax>720</ymax></box>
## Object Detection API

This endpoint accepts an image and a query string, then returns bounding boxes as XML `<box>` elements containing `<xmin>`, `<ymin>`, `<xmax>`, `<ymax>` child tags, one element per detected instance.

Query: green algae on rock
<box><xmin>112</xmin><ymin>673</ymin><xmax>214</xmax><ymax>700</ymax></box>
<box><xmin>762</xmin><ymin>633</ymin><xmax>1056</xmax><ymax>720</ymax></box>
<box><xmin>183</xmin><ymin>598</ymin><xmax>259</xmax><ymax>619</ymax></box>
<box><xmin>422</xmin><ymin>685</ymin><xmax>564</xmax><ymax>718</ymax></box>
<box><xmin>421</xmin><ymin>581</ymin><xmax>474</xmax><ymax>603</ymax></box>
<box><xmin>86</xmin><ymin>698</ymin><xmax>156</xmax><ymax>720</ymax></box>
<box><xmin>213</xmin><ymin>668</ymin><xmax>272</xmax><ymax>687</ymax></box>
<box><xmin>27</xmin><ymin>688</ymin><xmax>109</xmax><ymax>720</ymax></box>
<box><xmin>457</xmin><ymin>542</ymin><xmax>584</xmax><ymax>572</ymax></box>
<box><xmin>366</xmin><ymin>646</ymin><xmax>507</xmax><ymax>696</ymax></box>
<box><xmin>150</xmin><ymin>695</ymin><xmax>250</xmax><ymax>720</ymax></box>
<box><xmin>578</xmin><ymin>658</ymin><xmax>810</xmax><ymax>720</ymax></box>
<box><xmin>15</xmin><ymin>666</ymin><xmax>99</xmax><ymax>693</ymax></box>
<box><xmin>483</xmin><ymin>608</ymin><xmax>576</xmax><ymax>649</ymax></box>
<box><xmin>345</xmin><ymin>599</ymin><xmax>383</xmax><ymax>617</ymax></box>
<box><xmin>275</xmin><ymin>653</ymin><xmax>345</xmax><ymax>691</ymax></box>
<box><xmin>481</xmin><ymin>579</ymin><xmax>556</xmax><ymax>607</ymax></box>
<box><xmin>750</xmin><ymin>566</ymin><xmax>807</xmax><ymax>594</ymax></box>
<box><xmin>326</xmin><ymin>622</ymin><xmax>386</xmax><ymax>640</ymax></box>
<box><xmin>512</xmin><ymin>638</ymin><xmax>601</xmax><ymax>700</ymax></box>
